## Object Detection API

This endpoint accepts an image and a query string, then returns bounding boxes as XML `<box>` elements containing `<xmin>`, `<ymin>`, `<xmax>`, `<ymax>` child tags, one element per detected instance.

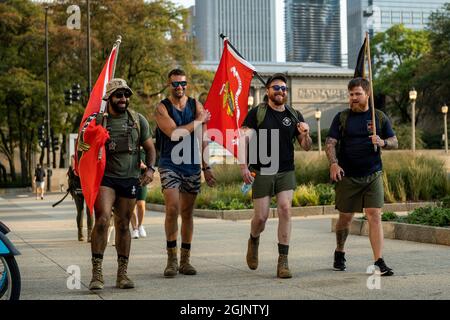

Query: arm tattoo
<box><xmin>299</xmin><ymin>134</ymin><xmax>313</xmax><ymax>151</ymax></box>
<box><xmin>325</xmin><ymin>137</ymin><xmax>338</xmax><ymax>165</ymax></box>
<box><xmin>336</xmin><ymin>228</ymin><xmax>349</xmax><ymax>251</ymax></box>
<box><xmin>384</xmin><ymin>136</ymin><xmax>398</xmax><ymax>150</ymax></box>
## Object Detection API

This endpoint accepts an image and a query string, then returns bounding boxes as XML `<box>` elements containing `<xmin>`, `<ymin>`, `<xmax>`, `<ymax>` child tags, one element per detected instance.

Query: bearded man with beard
<box><xmin>240</xmin><ymin>73</ymin><xmax>312</xmax><ymax>278</ymax></box>
<box><xmin>325</xmin><ymin>77</ymin><xmax>398</xmax><ymax>276</ymax></box>
<box><xmin>88</xmin><ymin>78</ymin><xmax>156</xmax><ymax>290</ymax></box>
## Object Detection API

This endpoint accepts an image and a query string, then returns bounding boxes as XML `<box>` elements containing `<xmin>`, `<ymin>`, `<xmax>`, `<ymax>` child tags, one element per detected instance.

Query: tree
<box><xmin>0</xmin><ymin>0</ymin><xmax>213</xmax><ymax>184</ymax></box>
<box><xmin>371</xmin><ymin>24</ymin><xmax>430</xmax><ymax>124</ymax></box>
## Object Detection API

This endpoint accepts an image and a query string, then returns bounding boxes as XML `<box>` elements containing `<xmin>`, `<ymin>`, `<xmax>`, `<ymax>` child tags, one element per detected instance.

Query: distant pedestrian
<box><xmin>34</xmin><ymin>164</ymin><xmax>46</xmax><ymax>200</ymax></box>
<box><xmin>325</xmin><ymin>77</ymin><xmax>398</xmax><ymax>276</ymax></box>
<box><xmin>68</xmin><ymin>155</ymin><xmax>93</xmax><ymax>242</ymax></box>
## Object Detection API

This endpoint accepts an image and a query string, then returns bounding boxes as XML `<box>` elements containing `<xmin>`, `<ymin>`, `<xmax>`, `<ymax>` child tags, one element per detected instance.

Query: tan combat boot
<box><xmin>246</xmin><ymin>236</ymin><xmax>259</xmax><ymax>270</ymax></box>
<box><xmin>164</xmin><ymin>247</ymin><xmax>178</xmax><ymax>278</ymax></box>
<box><xmin>87</xmin><ymin>228</ymin><xmax>92</xmax><ymax>243</ymax></box>
<box><xmin>116</xmin><ymin>257</ymin><xmax>135</xmax><ymax>289</ymax></box>
<box><xmin>78</xmin><ymin>228</ymin><xmax>84</xmax><ymax>242</ymax></box>
<box><xmin>179</xmin><ymin>248</ymin><xmax>197</xmax><ymax>275</ymax></box>
<box><xmin>277</xmin><ymin>254</ymin><xmax>292</xmax><ymax>279</ymax></box>
<box><xmin>88</xmin><ymin>257</ymin><xmax>104</xmax><ymax>290</ymax></box>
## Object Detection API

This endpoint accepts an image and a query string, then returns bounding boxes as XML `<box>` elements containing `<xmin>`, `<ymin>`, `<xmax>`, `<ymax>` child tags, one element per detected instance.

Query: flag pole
<box><xmin>111</xmin><ymin>35</ymin><xmax>122</xmax><ymax>78</ymax></box>
<box><xmin>98</xmin><ymin>35</ymin><xmax>122</xmax><ymax>160</ymax></box>
<box><xmin>218</xmin><ymin>33</ymin><xmax>301</xmax><ymax>125</ymax></box>
<box><xmin>365</xmin><ymin>32</ymin><xmax>378</xmax><ymax>152</ymax></box>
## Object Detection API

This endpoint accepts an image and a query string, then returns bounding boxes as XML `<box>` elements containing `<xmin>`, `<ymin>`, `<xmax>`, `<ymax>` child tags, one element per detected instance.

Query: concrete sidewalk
<box><xmin>1</xmin><ymin>192</ymin><xmax>449</xmax><ymax>300</ymax></box>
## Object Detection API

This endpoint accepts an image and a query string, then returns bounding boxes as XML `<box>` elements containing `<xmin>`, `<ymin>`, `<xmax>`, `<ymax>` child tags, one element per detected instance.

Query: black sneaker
<box><xmin>374</xmin><ymin>258</ymin><xmax>394</xmax><ymax>276</ymax></box>
<box><xmin>333</xmin><ymin>251</ymin><xmax>346</xmax><ymax>271</ymax></box>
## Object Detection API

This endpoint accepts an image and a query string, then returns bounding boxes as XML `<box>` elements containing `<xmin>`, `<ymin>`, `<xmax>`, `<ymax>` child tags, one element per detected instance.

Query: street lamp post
<box><xmin>409</xmin><ymin>88</ymin><xmax>417</xmax><ymax>153</ymax></box>
<box><xmin>315</xmin><ymin>108</ymin><xmax>322</xmax><ymax>154</ymax></box>
<box><xmin>44</xmin><ymin>5</ymin><xmax>52</xmax><ymax>191</ymax></box>
<box><xmin>442</xmin><ymin>104</ymin><xmax>448</xmax><ymax>154</ymax></box>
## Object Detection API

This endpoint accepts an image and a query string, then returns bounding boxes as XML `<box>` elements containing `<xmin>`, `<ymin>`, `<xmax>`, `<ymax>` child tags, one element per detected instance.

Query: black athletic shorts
<box><xmin>101</xmin><ymin>176</ymin><xmax>141</xmax><ymax>199</ymax></box>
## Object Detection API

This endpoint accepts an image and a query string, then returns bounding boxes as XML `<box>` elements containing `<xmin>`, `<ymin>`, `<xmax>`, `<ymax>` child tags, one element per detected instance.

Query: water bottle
<box><xmin>241</xmin><ymin>172</ymin><xmax>256</xmax><ymax>195</ymax></box>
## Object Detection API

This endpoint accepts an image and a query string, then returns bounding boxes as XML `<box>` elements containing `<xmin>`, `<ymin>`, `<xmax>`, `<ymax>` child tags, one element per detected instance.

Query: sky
<box><xmin>171</xmin><ymin>0</ymin><xmax>286</xmax><ymax>61</ymax></box>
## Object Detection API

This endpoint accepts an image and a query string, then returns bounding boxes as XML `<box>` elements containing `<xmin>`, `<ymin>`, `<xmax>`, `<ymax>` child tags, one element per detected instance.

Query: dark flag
<box><xmin>354</xmin><ymin>37</ymin><xmax>367</xmax><ymax>78</ymax></box>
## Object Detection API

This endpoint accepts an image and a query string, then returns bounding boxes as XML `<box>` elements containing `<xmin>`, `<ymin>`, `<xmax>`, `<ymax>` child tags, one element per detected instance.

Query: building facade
<box><xmin>193</xmin><ymin>0</ymin><xmax>277</xmax><ymax>63</ymax></box>
<box><xmin>347</xmin><ymin>0</ymin><xmax>448</xmax><ymax>69</ymax></box>
<box><xmin>198</xmin><ymin>61</ymin><xmax>354</xmax><ymax>131</ymax></box>
<box><xmin>285</xmin><ymin>0</ymin><xmax>343</xmax><ymax>66</ymax></box>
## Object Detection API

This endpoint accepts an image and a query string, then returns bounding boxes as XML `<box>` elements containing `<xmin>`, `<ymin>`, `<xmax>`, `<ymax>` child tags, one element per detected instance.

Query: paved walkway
<box><xmin>1</xmin><ymin>192</ymin><xmax>450</xmax><ymax>301</ymax></box>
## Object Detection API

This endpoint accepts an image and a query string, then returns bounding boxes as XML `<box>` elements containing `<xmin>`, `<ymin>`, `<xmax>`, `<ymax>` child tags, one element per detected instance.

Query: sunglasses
<box><xmin>271</xmin><ymin>85</ymin><xmax>288</xmax><ymax>92</ymax></box>
<box><xmin>113</xmin><ymin>91</ymin><xmax>131</xmax><ymax>98</ymax></box>
<box><xmin>171</xmin><ymin>81</ymin><xmax>187</xmax><ymax>88</ymax></box>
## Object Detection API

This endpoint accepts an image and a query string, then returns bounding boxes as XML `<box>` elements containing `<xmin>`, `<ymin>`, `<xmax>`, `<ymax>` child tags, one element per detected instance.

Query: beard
<box><xmin>350</xmin><ymin>101</ymin><xmax>368</xmax><ymax>113</ymax></box>
<box><xmin>269</xmin><ymin>93</ymin><xmax>286</xmax><ymax>106</ymax></box>
<box><xmin>110</xmin><ymin>100</ymin><xmax>129</xmax><ymax>113</ymax></box>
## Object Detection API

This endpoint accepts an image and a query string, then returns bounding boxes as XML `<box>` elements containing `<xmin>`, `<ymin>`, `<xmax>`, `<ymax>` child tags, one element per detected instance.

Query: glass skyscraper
<box><xmin>193</xmin><ymin>0</ymin><xmax>277</xmax><ymax>62</ymax></box>
<box><xmin>347</xmin><ymin>0</ymin><xmax>448</xmax><ymax>69</ymax></box>
<box><xmin>285</xmin><ymin>0</ymin><xmax>342</xmax><ymax>66</ymax></box>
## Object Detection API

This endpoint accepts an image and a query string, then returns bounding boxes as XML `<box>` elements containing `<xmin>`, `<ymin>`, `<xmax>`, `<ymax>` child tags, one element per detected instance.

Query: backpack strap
<box><xmin>256</xmin><ymin>103</ymin><xmax>268</xmax><ymax>128</ymax></box>
<box><xmin>126</xmin><ymin>109</ymin><xmax>142</xmax><ymax>169</ymax></box>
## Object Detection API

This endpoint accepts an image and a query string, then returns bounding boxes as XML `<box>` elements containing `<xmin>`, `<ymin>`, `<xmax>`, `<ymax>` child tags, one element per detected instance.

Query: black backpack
<box><xmin>155</xmin><ymin>97</ymin><xmax>196</xmax><ymax>152</ymax></box>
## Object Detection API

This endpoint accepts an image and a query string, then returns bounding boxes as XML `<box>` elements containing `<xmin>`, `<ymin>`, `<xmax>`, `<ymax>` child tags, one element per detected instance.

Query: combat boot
<box><xmin>78</xmin><ymin>228</ymin><xmax>84</xmax><ymax>242</ymax></box>
<box><xmin>87</xmin><ymin>227</ymin><xmax>92</xmax><ymax>243</ymax></box>
<box><xmin>88</xmin><ymin>257</ymin><xmax>104</xmax><ymax>290</ymax></box>
<box><xmin>246</xmin><ymin>235</ymin><xmax>259</xmax><ymax>270</ymax></box>
<box><xmin>164</xmin><ymin>247</ymin><xmax>178</xmax><ymax>278</ymax></box>
<box><xmin>277</xmin><ymin>254</ymin><xmax>292</xmax><ymax>279</ymax></box>
<box><xmin>116</xmin><ymin>257</ymin><xmax>135</xmax><ymax>289</ymax></box>
<box><xmin>179</xmin><ymin>248</ymin><xmax>197</xmax><ymax>275</ymax></box>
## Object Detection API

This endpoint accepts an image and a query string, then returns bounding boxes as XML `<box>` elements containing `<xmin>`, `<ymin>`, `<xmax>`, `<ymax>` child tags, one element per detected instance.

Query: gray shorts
<box><xmin>36</xmin><ymin>181</ymin><xmax>45</xmax><ymax>189</ymax></box>
<box><xmin>335</xmin><ymin>171</ymin><xmax>384</xmax><ymax>213</ymax></box>
<box><xmin>159</xmin><ymin>168</ymin><xmax>201</xmax><ymax>194</ymax></box>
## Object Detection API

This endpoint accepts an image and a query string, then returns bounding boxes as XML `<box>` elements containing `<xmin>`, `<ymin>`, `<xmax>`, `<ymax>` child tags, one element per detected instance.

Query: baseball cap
<box><xmin>265</xmin><ymin>73</ymin><xmax>287</xmax><ymax>88</ymax></box>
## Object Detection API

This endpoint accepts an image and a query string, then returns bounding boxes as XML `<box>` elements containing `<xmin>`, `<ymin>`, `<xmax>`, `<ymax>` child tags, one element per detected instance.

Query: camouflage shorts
<box><xmin>159</xmin><ymin>168</ymin><xmax>201</xmax><ymax>194</ymax></box>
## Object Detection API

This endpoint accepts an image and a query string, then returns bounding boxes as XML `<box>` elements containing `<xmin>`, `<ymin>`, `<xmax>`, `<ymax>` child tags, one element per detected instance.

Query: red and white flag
<box><xmin>75</xmin><ymin>43</ymin><xmax>118</xmax><ymax>213</ymax></box>
<box><xmin>204</xmin><ymin>39</ymin><xmax>255</xmax><ymax>158</ymax></box>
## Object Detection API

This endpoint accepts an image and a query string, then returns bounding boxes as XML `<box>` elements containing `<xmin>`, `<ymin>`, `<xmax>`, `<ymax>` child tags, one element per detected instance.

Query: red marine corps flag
<box><xmin>75</xmin><ymin>37</ymin><xmax>122</xmax><ymax>213</ymax></box>
<box><xmin>204</xmin><ymin>38</ymin><xmax>255</xmax><ymax>158</ymax></box>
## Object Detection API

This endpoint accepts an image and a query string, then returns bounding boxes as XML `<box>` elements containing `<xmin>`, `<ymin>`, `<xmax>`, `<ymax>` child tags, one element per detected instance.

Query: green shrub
<box><xmin>294</xmin><ymin>184</ymin><xmax>320</xmax><ymax>206</ymax></box>
<box><xmin>315</xmin><ymin>183</ymin><xmax>335</xmax><ymax>205</ymax></box>
<box><xmin>146</xmin><ymin>187</ymin><xmax>164</xmax><ymax>205</ymax></box>
<box><xmin>381</xmin><ymin>211</ymin><xmax>398</xmax><ymax>221</ymax></box>
<box><xmin>440</xmin><ymin>195</ymin><xmax>450</xmax><ymax>209</ymax></box>
<box><xmin>401</xmin><ymin>206</ymin><xmax>450</xmax><ymax>227</ymax></box>
<box><xmin>294</xmin><ymin>153</ymin><xmax>329</xmax><ymax>185</ymax></box>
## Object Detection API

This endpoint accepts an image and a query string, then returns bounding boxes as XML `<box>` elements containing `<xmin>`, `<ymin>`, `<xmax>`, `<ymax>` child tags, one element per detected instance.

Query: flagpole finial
<box><xmin>219</xmin><ymin>33</ymin><xmax>228</xmax><ymax>42</ymax></box>
<box><xmin>115</xmin><ymin>35</ymin><xmax>122</xmax><ymax>46</ymax></box>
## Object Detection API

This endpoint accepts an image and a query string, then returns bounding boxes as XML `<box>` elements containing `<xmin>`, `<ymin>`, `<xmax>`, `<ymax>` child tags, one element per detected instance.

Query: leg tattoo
<box><xmin>336</xmin><ymin>228</ymin><xmax>349</xmax><ymax>252</ymax></box>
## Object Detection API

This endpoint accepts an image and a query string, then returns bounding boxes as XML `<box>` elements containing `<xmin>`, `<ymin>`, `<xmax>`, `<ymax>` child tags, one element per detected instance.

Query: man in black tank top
<box><xmin>155</xmin><ymin>68</ymin><xmax>216</xmax><ymax>278</ymax></box>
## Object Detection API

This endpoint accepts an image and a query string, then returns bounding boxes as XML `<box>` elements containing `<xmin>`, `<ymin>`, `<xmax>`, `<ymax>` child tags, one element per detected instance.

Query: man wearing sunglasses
<box><xmin>240</xmin><ymin>73</ymin><xmax>312</xmax><ymax>278</ymax></box>
<box><xmin>155</xmin><ymin>68</ymin><xmax>215</xmax><ymax>278</ymax></box>
<box><xmin>88</xmin><ymin>78</ymin><xmax>156</xmax><ymax>290</ymax></box>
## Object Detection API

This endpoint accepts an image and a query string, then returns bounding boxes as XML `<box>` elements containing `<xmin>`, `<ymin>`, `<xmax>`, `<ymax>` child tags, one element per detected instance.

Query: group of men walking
<box><xmin>63</xmin><ymin>68</ymin><xmax>398</xmax><ymax>290</ymax></box>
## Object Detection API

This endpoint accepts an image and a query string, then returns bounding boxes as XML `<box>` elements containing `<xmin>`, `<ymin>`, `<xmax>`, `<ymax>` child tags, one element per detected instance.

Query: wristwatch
<box><xmin>202</xmin><ymin>166</ymin><xmax>211</xmax><ymax>171</ymax></box>
<box><xmin>147</xmin><ymin>165</ymin><xmax>156</xmax><ymax>173</ymax></box>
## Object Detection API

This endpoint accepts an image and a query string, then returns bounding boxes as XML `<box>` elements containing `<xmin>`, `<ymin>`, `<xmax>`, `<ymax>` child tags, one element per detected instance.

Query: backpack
<box><xmin>337</xmin><ymin>108</ymin><xmax>386</xmax><ymax>155</ymax></box>
<box><xmin>255</xmin><ymin>103</ymin><xmax>303</xmax><ymax>144</ymax></box>
<box><xmin>155</xmin><ymin>97</ymin><xmax>197</xmax><ymax>152</ymax></box>
<box><xmin>255</xmin><ymin>102</ymin><xmax>301</xmax><ymax>128</ymax></box>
